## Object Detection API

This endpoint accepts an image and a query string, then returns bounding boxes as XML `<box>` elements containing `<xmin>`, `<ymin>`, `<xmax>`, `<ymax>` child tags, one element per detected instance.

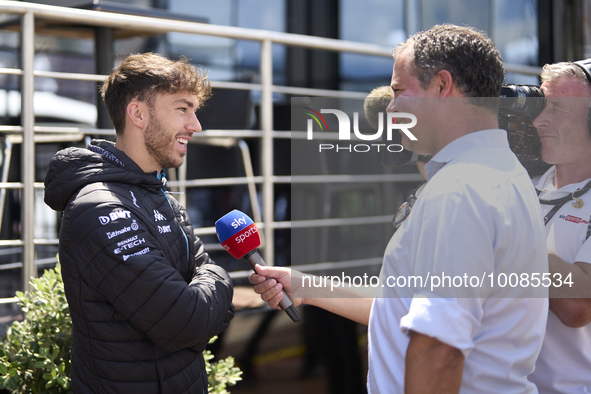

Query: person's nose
<box><xmin>532</xmin><ymin>107</ymin><xmax>549</xmax><ymax>130</ymax></box>
<box><xmin>188</xmin><ymin>112</ymin><xmax>202</xmax><ymax>134</ymax></box>
<box><xmin>386</xmin><ymin>97</ymin><xmax>397</xmax><ymax>113</ymax></box>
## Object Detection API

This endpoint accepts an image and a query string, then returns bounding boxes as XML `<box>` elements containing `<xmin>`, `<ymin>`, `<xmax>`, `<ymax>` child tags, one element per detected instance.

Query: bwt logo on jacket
<box><xmin>303</xmin><ymin>107</ymin><xmax>417</xmax><ymax>153</ymax></box>
<box><xmin>99</xmin><ymin>210</ymin><xmax>132</xmax><ymax>225</ymax></box>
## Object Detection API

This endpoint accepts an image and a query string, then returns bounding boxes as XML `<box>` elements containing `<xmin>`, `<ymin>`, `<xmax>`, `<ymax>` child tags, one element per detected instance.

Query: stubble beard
<box><xmin>144</xmin><ymin>113</ymin><xmax>184</xmax><ymax>170</ymax></box>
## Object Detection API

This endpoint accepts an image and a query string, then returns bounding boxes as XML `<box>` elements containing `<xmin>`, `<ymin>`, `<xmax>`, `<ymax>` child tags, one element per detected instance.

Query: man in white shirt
<box><xmin>250</xmin><ymin>24</ymin><xmax>548</xmax><ymax>393</ymax></box>
<box><xmin>528</xmin><ymin>60</ymin><xmax>591</xmax><ymax>393</ymax></box>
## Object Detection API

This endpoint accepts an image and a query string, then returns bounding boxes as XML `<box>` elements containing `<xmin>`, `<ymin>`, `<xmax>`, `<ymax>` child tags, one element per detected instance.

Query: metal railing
<box><xmin>0</xmin><ymin>1</ymin><xmax>542</xmax><ymax>302</ymax></box>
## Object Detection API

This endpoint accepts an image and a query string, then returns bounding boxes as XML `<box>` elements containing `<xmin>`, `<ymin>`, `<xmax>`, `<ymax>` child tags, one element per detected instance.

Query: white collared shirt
<box><xmin>368</xmin><ymin>129</ymin><xmax>548</xmax><ymax>393</ymax></box>
<box><xmin>529</xmin><ymin>166</ymin><xmax>591</xmax><ymax>393</ymax></box>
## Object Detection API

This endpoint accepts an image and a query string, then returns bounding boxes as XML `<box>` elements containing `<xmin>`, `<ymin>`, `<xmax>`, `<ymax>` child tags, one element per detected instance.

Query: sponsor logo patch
<box><xmin>565</xmin><ymin>215</ymin><xmax>582</xmax><ymax>224</ymax></box>
<box><xmin>106</xmin><ymin>220</ymin><xmax>139</xmax><ymax>240</ymax></box>
<box><xmin>114</xmin><ymin>236</ymin><xmax>146</xmax><ymax>254</ymax></box>
<box><xmin>122</xmin><ymin>247</ymin><xmax>150</xmax><ymax>261</ymax></box>
<box><xmin>158</xmin><ymin>225</ymin><xmax>171</xmax><ymax>234</ymax></box>
<box><xmin>559</xmin><ymin>214</ymin><xmax>589</xmax><ymax>224</ymax></box>
<box><xmin>98</xmin><ymin>210</ymin><xmax>132</xmax><ymax>225</ymax></box>
<box><xmin>130</xmin><ymin>191</ymin><xmax>140</xmax><ymax>208</ymax></box>
<box><xmin>154</xmin><ymin>210</ymin><xmax>167</xmax><ymax>222</ymax></box>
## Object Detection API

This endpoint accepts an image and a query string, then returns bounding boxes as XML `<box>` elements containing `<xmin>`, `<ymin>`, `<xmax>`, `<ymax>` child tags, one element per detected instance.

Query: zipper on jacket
<box><xmin>157</xmin><ymin>172</ymin><xmax>190</xmax><ymax>264</ymax></box>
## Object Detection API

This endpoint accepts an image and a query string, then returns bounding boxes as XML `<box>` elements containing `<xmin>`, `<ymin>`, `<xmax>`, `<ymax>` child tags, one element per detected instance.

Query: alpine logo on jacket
<box><xmin>154</xmin><ymin>209</ymin><xmax>167</xmax><ymax>222</ymax></box>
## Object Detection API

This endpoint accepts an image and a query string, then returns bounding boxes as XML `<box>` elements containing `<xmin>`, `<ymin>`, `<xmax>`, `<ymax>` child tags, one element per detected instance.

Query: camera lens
<box><xmin>500</xmin><ymin>85</ymin><xmax>546</xmax><ymax>118</ymax></box>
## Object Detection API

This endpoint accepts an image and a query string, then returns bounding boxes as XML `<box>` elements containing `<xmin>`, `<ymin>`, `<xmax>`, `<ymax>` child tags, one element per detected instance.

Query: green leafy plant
<box><xmin>0</xmin><ymin>263</ymin><xmax>241</xmax><ymax>393</ymax></box>
<box><xmin>204</xmin><ymin>336</ymin><xmax>243</xmax><ymax>394</ymax></box>
<box><xmin>0</xmin><ymin>264</ymin><xmax>72</xmax><ymax>393</ymax></box>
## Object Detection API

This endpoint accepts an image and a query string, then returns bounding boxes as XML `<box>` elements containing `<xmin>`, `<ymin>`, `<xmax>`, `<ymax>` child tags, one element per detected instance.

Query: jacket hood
<box><xmin>44</xmin><ymin>139</ymin><xmax>164</xmax><ymax>211</ymax></box>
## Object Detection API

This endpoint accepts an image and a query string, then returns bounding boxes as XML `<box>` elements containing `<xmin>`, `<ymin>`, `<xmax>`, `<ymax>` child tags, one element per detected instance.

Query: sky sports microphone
<box><xmin>215</xmin><ymin>210</ymin><xmax>300</xmax><ymax>322</ymax></box>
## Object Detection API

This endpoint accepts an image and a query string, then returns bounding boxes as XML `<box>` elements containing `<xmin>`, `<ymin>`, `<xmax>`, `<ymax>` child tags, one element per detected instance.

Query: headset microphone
<box><xmin>215</xmin><ymin>210</ymin><xmax>300</xmax><ymax>322</ymax></box>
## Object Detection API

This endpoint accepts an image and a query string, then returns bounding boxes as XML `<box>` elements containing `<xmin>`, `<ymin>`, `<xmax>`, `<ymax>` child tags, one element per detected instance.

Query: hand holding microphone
<box><xmin>215</xmin><ymin>210</ymin><xmax>301</xmax><ymax>322</ymax></box>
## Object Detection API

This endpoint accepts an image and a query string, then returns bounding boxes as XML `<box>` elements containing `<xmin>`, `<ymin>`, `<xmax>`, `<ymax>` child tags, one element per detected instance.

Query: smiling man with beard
<box><xmin>43</xmin><ymin>53</ymin><xmax>235</xmax><ymax>394</ymax></box>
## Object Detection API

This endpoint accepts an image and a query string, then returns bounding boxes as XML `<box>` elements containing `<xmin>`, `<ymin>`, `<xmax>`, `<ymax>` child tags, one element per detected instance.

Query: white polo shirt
<box><xmin>529</xmin><ymin>166</ymin><xmax>591</xmax><ymax>393</ymax></box>
<box><xmin>367</xmin><ymin>129</ymin><xmax>548</xmax><ymax>393</ymax></box>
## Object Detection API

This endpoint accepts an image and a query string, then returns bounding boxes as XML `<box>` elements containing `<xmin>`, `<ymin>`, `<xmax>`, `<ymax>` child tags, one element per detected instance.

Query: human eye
<box><xmin>550</xmin><ymin>103</ymin><xmax>568</xmax><ymax>113</ymax></box>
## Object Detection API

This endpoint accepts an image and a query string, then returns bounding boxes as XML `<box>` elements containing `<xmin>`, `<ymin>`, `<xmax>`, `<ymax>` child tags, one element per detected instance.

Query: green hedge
<box><xmin>0</xmin><ymin>263</ymin><xmax>241</xmax><ymax>393</ymax></box>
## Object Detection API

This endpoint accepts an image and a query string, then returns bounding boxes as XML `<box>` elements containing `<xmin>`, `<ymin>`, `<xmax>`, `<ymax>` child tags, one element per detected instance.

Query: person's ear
<box><xmin>126</xmin><ymin>99</ymin><xmax>148</xmax><ymax>129</ymax></box>
<box><xmin>434</xmin><ymin>69</ymin><xmax>453</xmax><ymax>97</ymax></box>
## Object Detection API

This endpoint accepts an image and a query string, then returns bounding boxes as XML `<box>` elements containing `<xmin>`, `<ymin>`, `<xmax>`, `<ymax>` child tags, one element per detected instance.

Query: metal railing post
<box><xmin>21</xmin><ymin>10</ymin><xmax>36</xmax><ymax>290</ymax></box>
<box><xmin>260</xmin><ymin>39</ymin><xmax>274</xmax><ymax>265</ymax></box>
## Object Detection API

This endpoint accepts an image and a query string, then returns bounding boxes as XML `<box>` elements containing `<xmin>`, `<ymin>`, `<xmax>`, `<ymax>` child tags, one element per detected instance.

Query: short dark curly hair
<box><xmin>100</xmin><ymin>52</ymin><xmax>212</xmax><ymax>135</ymax></box>
<box><xmin>393</xmin><ymin>24</ymin><xmax>504</xmax><ymax>112</ymax></box>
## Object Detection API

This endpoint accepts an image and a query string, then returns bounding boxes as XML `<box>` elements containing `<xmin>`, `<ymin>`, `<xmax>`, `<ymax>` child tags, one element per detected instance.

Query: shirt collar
<box><xmin>535</xmin><ymin>166</ymin><xmax>556</xmax><ymax>193</ymax></box>
<box><xmin>424</xmin><ymin>129</ymin><xmax>509</xmax><ymax>180</ymax></box>
<box><xmin>535</xmin><ymin>165</ymin><xmax>591</xmax><ymax>194</ymax></box>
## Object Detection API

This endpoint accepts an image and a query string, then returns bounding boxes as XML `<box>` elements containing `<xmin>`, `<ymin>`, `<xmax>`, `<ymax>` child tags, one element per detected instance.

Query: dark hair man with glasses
<box><xmin>527</xmin><ymin>60</ymin><xmax>591</xmax><ymax>393</ymax></box>
<box><xmin>249</xmin><ymin>24</ymin><xmax>548</xmax><ymax>393</ymax></box>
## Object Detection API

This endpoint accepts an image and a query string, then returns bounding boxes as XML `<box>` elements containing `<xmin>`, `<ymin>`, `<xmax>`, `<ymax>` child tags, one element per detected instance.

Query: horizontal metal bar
<box><xmin>0</xmin><ymin>239</ymin><xmax>58</xmax><ymax>252</ymax></box>
<box><xmin>0</xmin><ymin>1</ymin><xmax>393</xmax><ymax>56</ymax></box>
<box><xmin>0</xmin><ymin>126</ymin><xmax>23</xmax><ymax>132</ymax></box>
<box><xmin>0</xmin><ymin>182</ymin><xmax>44</xmax><ymax>189</ymax></box>
<box><xmin>0</xmin><ymin>256</ymin><xmax>58</xmax><ymax>270</ymax></box>
<box><xmin>228</xmin><ymin>257</ymin><xmax>383</xmax><ymax>280</ymax></box>
<box><xmin>210</xmin><ymin>80</ymin><xmax>261</xmax><ymax>91</ymax></box>
<box><xmin>194</xmin><ymin>226</ymin><xmax>232</xmax><ymax>236</ymax></box>
<box><xmin>34</xmin><ymin>69</ymin><xmax>105</xmax><ymax>82</ymax></box>
<box><xmin>33</xmin><ymin>238</ymin><xmax>60</xmax><ymax>245</ymax></box>
<box><xmin>277</xmin><ymin>215</ymin><xmax>393</xmax><ymax>229</ymax></box>
<box><xmin>0</xmin><ymin>182</ymin><xmax>24</xmax><ymax>189</ymax></box>
<box><xmin>0</xmin><ymin>262</ymin><xmax>23</xmax><ymax>270</ymax></box>
<box><xmin>194</xmin><ymin>130</ymin><xmax>264</xmax><ymax>138</ymax></box>
<box><xmin>192</xmin><ymin>214</ymin><xmax>394</xmax><ymax>237</ymax></box>
<box><xmin>167</xmin><ymin>176</ymin><xmax>264</xmax><ymax>188</ymax></box>
<box><xmin>167</xmin><ymin>173</ymin><xmax>423</xmax><ymax>188</ymax></box>
<box><xmin>0</xmin><ymin>5</ymin><xmax>540</xmax><ymax>76</ymax></box>
<box><xmin>2</xmin><ymin>127</ymin><xmax>288</xmax><ymax>140</ymax></box>
<box><xmin>6</xmin><ymin>127</ymin><xmax>266</xmax><ymax>138</ymax></box>
<box><xmin>271</xmin><ymin>85</ymin><xmax>368</xmax><ymax>98</ymax></box>
<box><xmin>0</xmin><ymin>297</ymin><xmax>18</xmax><ymax>304</ymax></box>
<box><xmin>4</xmin><ymin>133</ymin><xmax>86</xmax><ymax>144</ymax></box>
<box><xmin>292</xmin><ymin>257</ymin><xmax>383</xmax><ymax>273</ymax></box>
<box><xmin>275</xmin><ymin>173</ymin><xmax>424</xmax><ymax>184</ymax></box>
<box><xmin>0</xmin><ymin>67</ymin><xmax>23</xmax><ymax>76</ymax></box>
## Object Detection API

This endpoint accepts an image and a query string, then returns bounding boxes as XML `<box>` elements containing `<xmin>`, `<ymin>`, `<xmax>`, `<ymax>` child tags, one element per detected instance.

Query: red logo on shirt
<box><xmin>565</xmin><ymin>215</ymin><xmax>582</xmax><ymax>223</ymax></box>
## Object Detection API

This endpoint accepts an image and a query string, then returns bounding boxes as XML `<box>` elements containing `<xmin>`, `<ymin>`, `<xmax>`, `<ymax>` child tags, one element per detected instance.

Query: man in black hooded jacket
<box><xmin>44</xmin><ymin>53</ymin><xmax>235</xmax><ymax>393</ymax></box>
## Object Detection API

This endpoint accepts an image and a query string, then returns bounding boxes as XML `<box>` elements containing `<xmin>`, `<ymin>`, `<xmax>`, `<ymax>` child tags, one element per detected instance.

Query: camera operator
<box><xmin>528</xmin><ymin>60</ymin><xmax>591</xmax><ymax>393</ymax></box>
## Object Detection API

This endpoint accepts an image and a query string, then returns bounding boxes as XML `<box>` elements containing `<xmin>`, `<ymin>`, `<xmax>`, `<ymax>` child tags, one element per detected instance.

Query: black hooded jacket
<box><xmin>44</xmin><ymin>139</ymin><xmax>234</xmax><ymax>394</ymax></box>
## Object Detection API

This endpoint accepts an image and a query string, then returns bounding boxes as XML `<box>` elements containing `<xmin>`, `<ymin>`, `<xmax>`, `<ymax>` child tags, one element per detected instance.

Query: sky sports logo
<box><xmin>215</xmin><ymin>210</ymin><xmax>262</xmax><ymax>259</ymax></box>
<box><xmin>303</xmin><ymin>107</ymin><xmax>417</xmax><ymax>153</ymax></box>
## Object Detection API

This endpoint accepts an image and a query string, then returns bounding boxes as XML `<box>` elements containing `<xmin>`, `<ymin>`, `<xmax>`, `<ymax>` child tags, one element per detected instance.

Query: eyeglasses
<box><xmin>392</xmin><ymin>182</ymin><xmax>427</xmax><ymax>231</ymax></box>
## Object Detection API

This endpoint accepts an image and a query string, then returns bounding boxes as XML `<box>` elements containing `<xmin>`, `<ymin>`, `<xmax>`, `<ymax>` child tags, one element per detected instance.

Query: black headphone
<box><xmin>571</xmin><ymin>59</ymin><xmax>591</xmax><ymax>134</ymax></box>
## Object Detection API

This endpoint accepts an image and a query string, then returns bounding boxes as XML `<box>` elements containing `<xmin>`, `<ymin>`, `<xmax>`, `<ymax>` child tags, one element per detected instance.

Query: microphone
<box><xmin>215</xmin><ymin>210</ymin><xmax>300</xmax><ymax>322</ymax></box>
